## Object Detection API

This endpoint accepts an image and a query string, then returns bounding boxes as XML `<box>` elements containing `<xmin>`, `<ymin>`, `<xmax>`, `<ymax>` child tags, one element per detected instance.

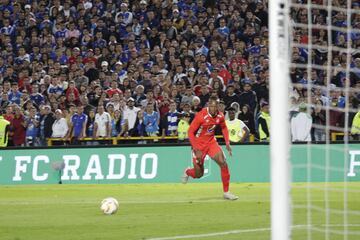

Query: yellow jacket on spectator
<box><xmin>178</xmin><ymin>119</ymin><xmax>190</xmax><ymax>140</ymax></box>
<box><xmin>258</xmin><ymin>111</ymin><xmax>271</xmax><ymax>141</ymax></box>
<box><xmin>351</xmin><ymin>112</ymin><xmax>360</xmax><ymax>135</ymax></box>
<box><xmin>0</xmin><ymin>116</ymin><xmax>10</xmax><ymax>147</ymax></box>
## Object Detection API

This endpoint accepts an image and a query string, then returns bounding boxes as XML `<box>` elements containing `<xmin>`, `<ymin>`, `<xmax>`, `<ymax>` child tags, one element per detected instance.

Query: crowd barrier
<box><xmin>331</xmin><ymin>132</ymin><xmax>345</xmax><ymax>141</ymax></box>
<box><xmin>46</xmin><ymin>133</ymin><xmax>353</xmax><ymax>146</ymax></box>
<box><xmin>47</xmin><ymin>135</ymin><xmax>256</xmax><ymax>146</ymax></box>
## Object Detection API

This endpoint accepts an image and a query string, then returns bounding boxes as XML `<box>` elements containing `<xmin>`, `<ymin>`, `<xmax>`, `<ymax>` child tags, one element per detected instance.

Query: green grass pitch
<box><xmin>0</xmin><ymin>183</ymin><xmax>359</xmax><ymax>240</ymax></box>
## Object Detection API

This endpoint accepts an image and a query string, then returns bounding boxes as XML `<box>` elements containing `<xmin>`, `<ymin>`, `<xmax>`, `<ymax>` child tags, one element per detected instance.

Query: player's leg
<box><xmin>209</xmin><ymin>143</ymin><xmax>238</xmax><ymax>200</ymax></box>
<box><xmin>181</xmin><ymin>149</ymin><xmax>205</xmax><ymax>184</ymax></box>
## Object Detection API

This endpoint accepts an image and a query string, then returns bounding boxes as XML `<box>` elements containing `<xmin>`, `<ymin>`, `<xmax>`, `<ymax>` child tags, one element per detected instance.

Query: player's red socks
<box><xmin>221</xmin><ymin>165</ymin><xmax>230</xmax><ymax>192</ymax></box>
<box><xmin>186</xmin><ymin>168</ymin><xmax>196</xmax><ymax>178</ymax></box>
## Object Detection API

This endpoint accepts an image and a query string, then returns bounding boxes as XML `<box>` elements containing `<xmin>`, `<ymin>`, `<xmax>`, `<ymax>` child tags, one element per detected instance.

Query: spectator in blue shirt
<box><xmin>247</xmin><ymin>36</ymin><xmax>263</xmax><ymax>55</ymax></box>
<box><xmin>218</xmin><ymin>18</ymin><xmax>230</xmax><ymax>38</ymax></box>
<box><xmin>195</xmin><ymin>39</ymin><xmax>209</xmax><ymax>56</ymax></box>
<box><xmin>8</xmin><ymin>82</ymin><xmax>22</xmax><ymax>105</ymax></box>
<box><xmin>115</xmin><ymin>3</ymin><xmax>133</xmax><ymax>26</ymax></box>
<box><xmin>30</xmin><ymin>83</ymin><xmax>45</xmax><ymax>107</ymax></box>
<box><xmin>136</xmin><ymin>0</ymin><xmax>148</xmax><ymax>24</ymax></box>
<box><xmin>54</xmin><ymin>22</ymin><xmax>67</xmax><ymax>39</ymax></box>
<box><xmin>25</xmin><ymin>106</ymin><xmax>40</xmax><ymax>146</ymax></box>
<box><xmin>144</xmin><ymin>102</ymin><xmax>159</xmax><ymax>138</ymax></box>
<box><xmin>70</xmin><ymin>105</ymin><xmax>88</xmax><ymax>139</ymax></box>
<box><xmin>0</xmin><ymin>18</ymin><xmax>15</xmax><ymax>36</ymax></box>
<box><xmin>93</xmin><ymin>31</ymin><xmax>107</xmax><ymax>49</ymax></box>
<box><xmin>47</xmin><ymin>78</ymin><xmax>64</xmax><ymax>97</ymax></box>
<box><xmin>162</xmin><ymin>101</ymin><xmax>179</xmax><ymax>136</ymax></box>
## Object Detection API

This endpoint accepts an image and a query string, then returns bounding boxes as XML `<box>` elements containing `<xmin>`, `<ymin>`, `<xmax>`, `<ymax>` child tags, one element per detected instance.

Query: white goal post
<box><xmin>270</xmin><ymin>0</ymin><xmax>360</xmax><ymax>239</ymax></box>
<box><xmin>269</xmin><ymin>0</ymin><xmax>291</xmax><ymax>239</ymax></box>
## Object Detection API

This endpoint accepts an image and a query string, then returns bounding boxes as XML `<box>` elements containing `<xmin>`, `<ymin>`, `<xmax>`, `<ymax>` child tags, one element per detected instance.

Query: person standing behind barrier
<box><xmin>132</xmin><ymin>109</ymin><xmax>147</xmax><ymax>144</ymax></box>
<box><xmin>291</xmin><ymin>102</ymin><xmax>312</xmax><ymax>142</ymax></box>
<box><xmin>0</xmin><ymin>113</ymin><xmax>10</xmax><ymax>147</ymax></box>
<box><xmin>112</xmin><ymin>110</ymin><xmax>127</xmax><ymax>137</ymax></box>
<box><xmin>123</xmin><ymin>97</ymin><xmax>140</xmax><ymax>136</ymax></box>
<box><xmin>181</xmin><ymin>102</ymin><xmax>195</xmax><ymax>123</ymax></box>
<box><xmin>86</xmin><ymin>109</ymin><xmax>96</xmax><ymax>138</ymax></box>
<box><xmin>25</xmin><ymin>106</ymin><xmax>39</xmax><ymax>146</ymax></box>
<box><xmin>311</xmin><ymin>99</ymin><xmax>326</xmax><ymax>141</ymax></box>
<box><xmin>177</xmin><ymin>112</ymin><xmax>190</xmax><ymax>141</ymax></box>
<box><xmin>11</xmin><ymin>106</ymin><xmax>26</xmax><ymax>146</ymax></box>
<box><xmin>226</xmin><ymin>107</ymin><xmax>250</xmax><ymax>143</ymax></box>
<box><xmin>94</xmin><ymin>105</ymin><xmax>111</xmax><ymax>138</ymax></box>
<box><xmin>351</xmin><ymin>107</ymin><xmax>360</xmax><ymax>140</ymax></box>
<box><xmin>238</xmin><ymin>104</ymin><xmax>255</xmax><ymax>135</ymax></box>
<box><xmin>162</xmin><ymin>100</ymin><xmax>179</xmax><ymax>137</ymax></box>
<box><xmin>144</xmin><ymin>102</ymin><xmax>159</xmax><ymax>141</ymax></box>
<box><xmin>257</xmin><ymin>101</ymin><xmax>270</xmax><ymax>141</ymax></box>
<box><xmin>39</xmin><ymin>105</ymin><xmax>55</xmax><ymax>146</ymax></box>
<box><xmin>3</xmin><ymin>105</ymin><xmax>14</xmax><ymax>145</ymax></box>
<box><xmin>69</xmin><ymin>105</ymin><xmax>87</xmax><ymax>144</ymax></box>
<box><xmin>52</xmin><ymin>109</ymin><xmax>69</xmax><ymax>139</ymax></box>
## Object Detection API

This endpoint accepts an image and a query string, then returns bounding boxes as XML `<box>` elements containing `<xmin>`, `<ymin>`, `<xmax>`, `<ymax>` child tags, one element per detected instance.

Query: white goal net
<box><xmin>270</xmin><ymin>0</ymin><xmax>360</xmax><ymax>239</ymax></box>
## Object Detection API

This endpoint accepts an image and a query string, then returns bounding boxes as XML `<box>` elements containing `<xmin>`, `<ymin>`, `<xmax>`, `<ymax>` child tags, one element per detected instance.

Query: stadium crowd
<box><xmin>0</xmin><ymin>0</ymin><xmax>359</xmax><ymax>147</ymax></box>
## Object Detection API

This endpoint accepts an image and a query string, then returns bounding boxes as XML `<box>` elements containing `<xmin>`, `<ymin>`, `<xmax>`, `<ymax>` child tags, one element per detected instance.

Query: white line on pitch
<box><xmin>146</xmin><ymin>224</ymin><xmax>360</xmax><ymax>240</ymax></box>
<box><xmin>146</xmin><ymin>227</ymin><xmax>272</xmax><ymax>240</ymax></box>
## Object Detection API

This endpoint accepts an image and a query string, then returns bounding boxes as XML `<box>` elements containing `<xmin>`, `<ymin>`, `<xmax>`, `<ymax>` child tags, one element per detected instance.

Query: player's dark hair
<box><xmin>209</xmin><ymin>96</ymin><xmax>219</xmax><ymax>103</ymax></box>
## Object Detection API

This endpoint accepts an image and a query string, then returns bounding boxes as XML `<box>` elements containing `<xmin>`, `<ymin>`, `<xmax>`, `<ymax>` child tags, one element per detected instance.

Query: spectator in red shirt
<box><xmin>83</xmin><ymin>49</ymin><xmax>97</xmax><ymax>65</ymax></box>
<box><xmin>218</xmin><ymin>64</ymin><xmax>232</xmax><ymax>86</ymax></box>
<box><xmin>66</xmin><ymin>81</ymin><xmax>80</xmax><ymax>102</ymax></box>
<box><xmin>106</xmin><ymin>81</ymin><xmax>123</xmax><ymax>98</ymax></box>
<box><xmin>193</xmin><ymin>75</ymin><xmax>212</xmax><ymax>96</ymax></box>
<box><xmin>229</xmin><ymin>51</ymin><xmax>248</xmax><ymax>68</ymax></box>
<box><xmin>3</xmin><ymin>105</ymin><xmax>14</xmax><ymax>122</ymax></box>
<box><xmin>11</xmin><ymin>106</ymin><xmax>26</xmax><ymax>146</ymax></box>
<box><xmin>158</xmin><ymin>92</ymin><xmax>171</xmax><ymax>117</ymax></box>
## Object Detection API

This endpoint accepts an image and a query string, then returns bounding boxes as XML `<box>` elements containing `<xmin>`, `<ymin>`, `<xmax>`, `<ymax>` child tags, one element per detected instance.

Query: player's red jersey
<box><xmin>188</xmin><ymin>107</ymin><xmax>230</xmax><ymax>150</ymax></box>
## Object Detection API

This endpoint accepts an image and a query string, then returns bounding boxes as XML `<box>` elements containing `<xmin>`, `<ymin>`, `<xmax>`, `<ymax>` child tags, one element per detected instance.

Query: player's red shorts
<box><xmin>192</xmin><ymin>140</ymin><xmax>222</xmax><ymax>165</ymax></box>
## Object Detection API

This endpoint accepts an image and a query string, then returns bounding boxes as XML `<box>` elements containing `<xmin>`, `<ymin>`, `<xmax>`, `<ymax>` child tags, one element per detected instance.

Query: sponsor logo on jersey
<box><xmin>207</xmin><ymin>125</ymin><xmax>216</xmax><ymax>133</ymax></box>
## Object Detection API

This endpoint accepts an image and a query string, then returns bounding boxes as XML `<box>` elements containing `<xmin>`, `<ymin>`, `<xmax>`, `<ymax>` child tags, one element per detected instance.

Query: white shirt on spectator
<box><xmin>115</xmin><ymin>11</ymin><xmax>133</xmax><ymax>26</ymax></box>
<box><xmin>173</xmin><ymin>73</ymin><xmax>186</xmax><ymax>84</ymax></box>
<box><xmin>52</xmin><ymin>118</ymin><xmax>69</xmax><ymax>138</ymax></box>
<box><xmin>95</xmin><ymin>112</ymin><xmax>111</xmax><ymax>137</ymax></box>
<box><xmin>123</xmin><ymin>106</ymin><xmax>140</xmax><ymax>130</ymax></box>
<box><xmin>83</xmin><ymin>1</ymin><xmax>93</xmax><ymax>10</ymax></box>
<box><xmin>109</xmin><ymin>101</ymin><xmax>121</xmax><ymax>111</ymax></box>
<box><xmin>291</xmin><ymin>112</ymin><xmax>312</xmax><ymax>142</ymax></box>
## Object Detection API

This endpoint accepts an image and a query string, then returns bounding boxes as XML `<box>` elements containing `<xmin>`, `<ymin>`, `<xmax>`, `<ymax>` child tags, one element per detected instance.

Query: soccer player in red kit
<box><xmin>181</xmin><ymin>96</ymin><xmax>238</xmax><ymax>200</ymax></box>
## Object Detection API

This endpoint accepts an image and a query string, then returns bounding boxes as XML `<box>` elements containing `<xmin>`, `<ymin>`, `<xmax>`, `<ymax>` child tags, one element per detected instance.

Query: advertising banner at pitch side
<box><xmin>0</xmin><ymin>145</ymin><xmax>359</xmax><ymax>184</ymax></box>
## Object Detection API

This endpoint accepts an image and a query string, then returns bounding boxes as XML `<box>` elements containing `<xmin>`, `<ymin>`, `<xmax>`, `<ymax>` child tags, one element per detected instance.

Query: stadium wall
<box><xmin>0</xmin><ymin>144</ymin><xmax>359</xmax><ymax>184</ymax></box>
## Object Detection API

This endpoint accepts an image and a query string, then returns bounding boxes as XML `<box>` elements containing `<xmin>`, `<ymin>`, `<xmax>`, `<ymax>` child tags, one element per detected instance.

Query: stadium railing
<box><xmin>47</xmin><ymin>134</ymin><xmax>256</xmax><ymax>146</ymax></box>
<box><xmin>331</xmin><ymin>132</ymin><xmax>346</xmax><ymax>141</ymax></box>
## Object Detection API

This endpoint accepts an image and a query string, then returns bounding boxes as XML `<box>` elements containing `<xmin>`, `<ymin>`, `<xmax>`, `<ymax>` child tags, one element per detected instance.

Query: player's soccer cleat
<box><xmin>181</xmin><ymin>168</ymin><xmax>190</xmax><ymax>184</ymax></box>
<box><xmin>223</xmin><ymin>192</ymin><xmax>239</xmax><ymax>200</ymax></box>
